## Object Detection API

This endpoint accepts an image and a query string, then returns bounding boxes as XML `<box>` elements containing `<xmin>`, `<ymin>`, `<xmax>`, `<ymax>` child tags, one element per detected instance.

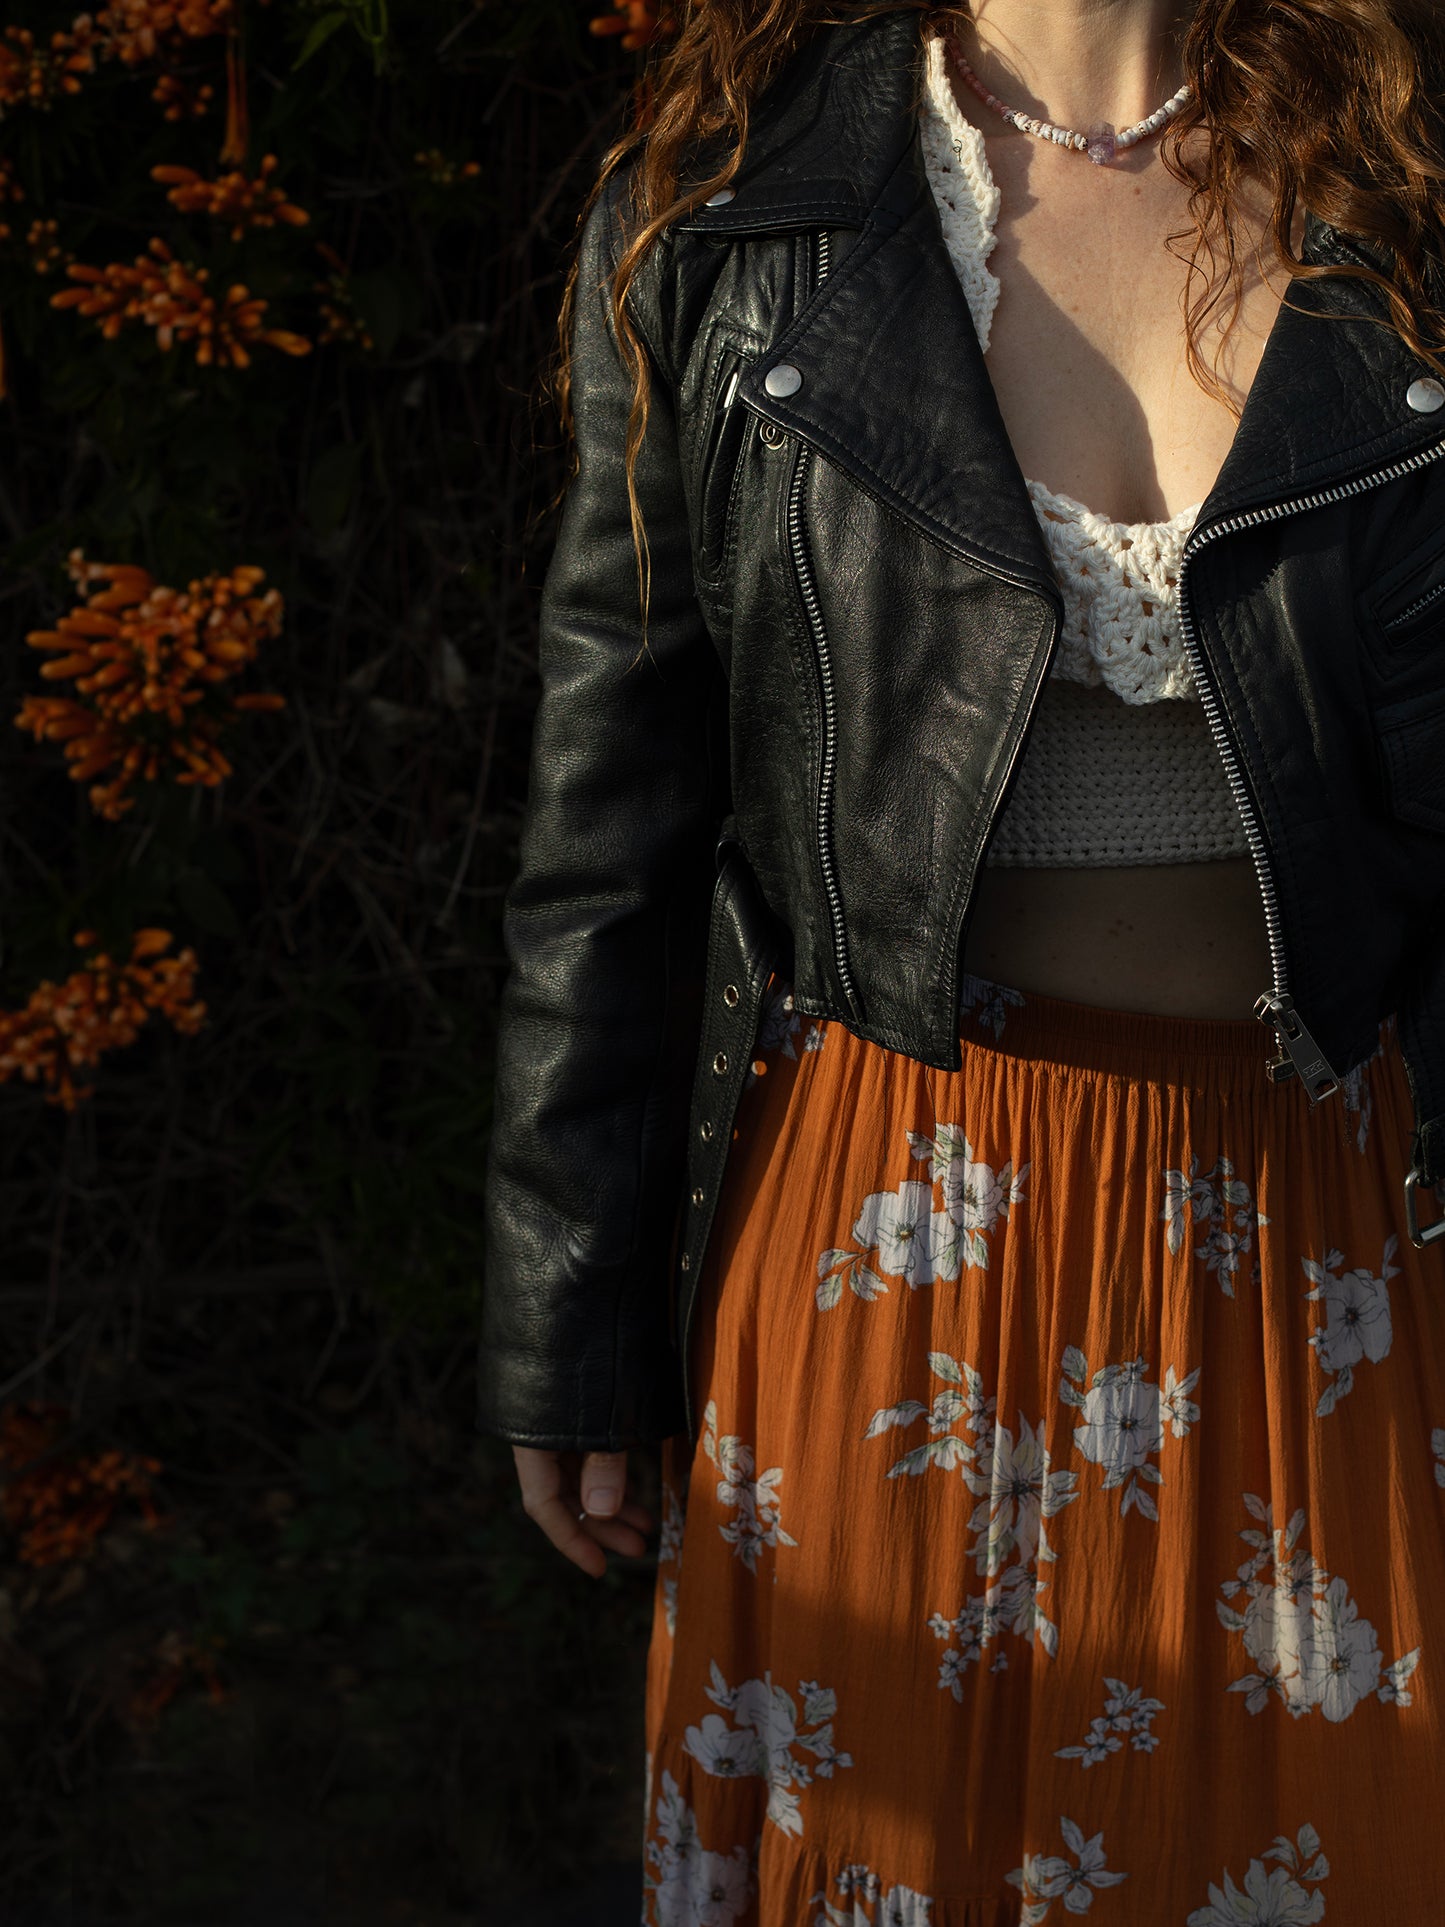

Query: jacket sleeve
<box><xmin>477</xmin><ymin>174</ymin><xmax>726</xmax><ymax>1451</ymax></box>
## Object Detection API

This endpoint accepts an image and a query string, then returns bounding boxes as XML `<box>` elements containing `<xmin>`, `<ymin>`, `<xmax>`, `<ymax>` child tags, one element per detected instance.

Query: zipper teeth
<box><xmin>787</xmin><ymin>226</ymin><xmax>861</xmax><ymax>1017</ymax></box>
<box><xmin>1382</xmin><ymin>571</ymin><xmax>1445</xmax><ymax>631</ymax></box>
<box><xmin>1177</xmin><ymin>433</ymin><xmax>1445</xmax><ymax>1012</ymax></box>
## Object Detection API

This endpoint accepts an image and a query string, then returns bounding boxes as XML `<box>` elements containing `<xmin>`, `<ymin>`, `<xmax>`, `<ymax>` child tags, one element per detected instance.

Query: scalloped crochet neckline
<box><xmin>920</xmin><ymin>35</ymin><xmax>1206</xmax><ymax>538</ymax></box>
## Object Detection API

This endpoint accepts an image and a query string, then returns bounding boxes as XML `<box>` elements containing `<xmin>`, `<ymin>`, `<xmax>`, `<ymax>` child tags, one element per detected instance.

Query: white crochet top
<box><xmin>919</xmin><ymin>32</ymin><xmax>1249</xmax><ymax>866</ymax></box>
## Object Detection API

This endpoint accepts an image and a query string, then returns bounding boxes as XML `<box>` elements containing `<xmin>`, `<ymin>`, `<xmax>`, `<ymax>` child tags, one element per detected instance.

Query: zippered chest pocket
<box><xmin>692</xmin><ymin>329</ymin><xmax>762</xmax><ymax>592</ymax></box>
<box><xmin>1358</xmin><ymin>526</ymin><xmax>1445</xmax><ymax>676</ymax></box>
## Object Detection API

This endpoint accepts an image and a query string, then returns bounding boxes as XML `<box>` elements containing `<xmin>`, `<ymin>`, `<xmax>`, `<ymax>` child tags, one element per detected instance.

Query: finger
<box><xmin>577</xmin><ymin>1509</ymin><xmax>651</xmax><ymax>1557</ymax></box>
<box><xmin>607</xmin><ymin>1496</ymin><xmax>655</xmax><ymax>1534</ymax></box>
<box><xmin>532</xmin><ymin>1489</ymin><xmax>608</xmax><ymax>1577</ymax></box>
<box><xmin>579</xmin><ymin>1448</ymin><xmax>629</xmax><ymax>1517</ymax></box>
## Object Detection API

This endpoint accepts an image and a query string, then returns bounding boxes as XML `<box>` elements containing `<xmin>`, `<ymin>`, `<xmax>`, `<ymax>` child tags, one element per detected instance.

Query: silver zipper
<box><xmin>1177</xmin><ymin>432</ymin><xmax>1445</xmax><ymax>1100</ymax></box>
<box><xmin>1381</xmin><ymin>572</ymin><xmax>1445</xmax><ymax>633</ymax></box>
<box><xmin>786</xmin><ymin>227</ymin><xmax>863</xmax><ymax>1019</ymax></box>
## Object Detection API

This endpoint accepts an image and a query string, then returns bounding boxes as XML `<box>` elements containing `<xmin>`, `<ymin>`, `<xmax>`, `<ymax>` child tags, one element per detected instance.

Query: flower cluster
<box><xmin>0</xmin><ymin>928</ymin><xmax>206</xmax><ymax>1110</ymax></box>
<box><xmin>0</xmin><ymin>23</ymin><xmax>95</xmax><ymax>112</ymax></box>
<box><xmin>18</xmin><ymin>550</ymin><xmax>287</xmax><ymax>820</ymax></box>
<box><xmin>587</xmin><ymin>0</ymin><xmax>676</xmax><ymax>51</ymax></box>
<box><xmin>151</xmin><ymin>153</ymin><xmax>309</xmax><ymax>240</ymax></box>
<box><xmin>125</xmin><ymin>1628</ymin><xmax>228</xmax><ymax>1728</ymax></box>
<box><xmin>0</xmin><ymin>1399</ymin><xmax>164</xmax><ymax>1565</ymax></box>
<box><xmin>413</xmin><ymin>147</ymin><xmax>480</xmax><ymax>187</ymax></box>
<box><xmin>51</xmin><ymin>235</ymin><xmax>311</xmax><ymax>365</ymax></box>
<box><xmin>90</xmin><ymin>0</ymin><xmax>235</xmax><ymax>68</ymax></box>
<box><xmin>0</xmin><ymin>6</ymin><xmax>233</xmax><ymax>114</ymax></box>
<box><xmin>26</xmin><ymin>216</ymin><xmax>71</xmax><ymax>275</ymax></box>
<box><xmin>151</xmin><ymin>66</ymin><xmax>214</xmax><ymax>118</ymax></box>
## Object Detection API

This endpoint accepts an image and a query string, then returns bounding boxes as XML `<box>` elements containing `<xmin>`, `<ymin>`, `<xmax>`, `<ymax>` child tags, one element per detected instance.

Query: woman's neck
<box><xmin>951</xmin><ymin>0</ymin><xmax>1195</xmax><ymax>140</ymax></box>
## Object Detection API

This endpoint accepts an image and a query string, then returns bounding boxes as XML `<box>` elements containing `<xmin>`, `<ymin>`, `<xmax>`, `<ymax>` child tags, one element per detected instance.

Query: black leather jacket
<box><xmin>478</xmin><ymin>10</ymin><xmax>1445</xmax><ymax>1456</ymax></box>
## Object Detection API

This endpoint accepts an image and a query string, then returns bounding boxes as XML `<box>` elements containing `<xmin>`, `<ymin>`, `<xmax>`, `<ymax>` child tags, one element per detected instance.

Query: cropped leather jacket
<box><xmin>478</xmin><ymin>10</ymin><xmax>1445</xmax><ymax>1456</ymax></box>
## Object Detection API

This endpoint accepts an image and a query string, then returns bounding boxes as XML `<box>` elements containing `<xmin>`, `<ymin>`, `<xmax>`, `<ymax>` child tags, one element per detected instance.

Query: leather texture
<box><xmin>480</xmin><ymin>10</ymin><xmax>1445</xmax><ymax>1453</ymax></box>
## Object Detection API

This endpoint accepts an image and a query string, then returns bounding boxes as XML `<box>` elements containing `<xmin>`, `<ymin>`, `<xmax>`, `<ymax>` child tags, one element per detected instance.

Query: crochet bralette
<box><xmin>919</xmin><ymin>32</ymin><xmax>1250</xmax><ymax>867</ymax></box>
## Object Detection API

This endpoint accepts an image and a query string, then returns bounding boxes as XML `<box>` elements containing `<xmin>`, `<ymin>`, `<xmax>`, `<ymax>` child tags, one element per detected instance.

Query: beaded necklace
<box><xmin>942</xmin><ymin>29</ymin><xmax>1192</xmax><ymax>166</ymax></box>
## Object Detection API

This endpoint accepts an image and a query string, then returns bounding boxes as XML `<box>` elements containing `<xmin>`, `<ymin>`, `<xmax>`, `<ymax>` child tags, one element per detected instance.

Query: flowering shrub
<box><xmin>0</xmin><ymin>1399</ymin><xmax>164</xmax><ymax>1566</ymax></box>
<box><xmin>18</xmin><ymin>550</ymin><xmax>286</xmax><ymax>819</ymax></box>
<box><xmin>151</xmin><ymin>154</ymin><xmax>309</xmax><ymax>238</ymax></box>
<box><xmin>587</xmin><ymin>0</ymin><xmax>674</xmax><ymax>51</ymax></box>
<box><xmin>0</xmin><ymin>928</ymin><xmax>205</xmax><ymax>1108</ymax></box>
<box><xmin>51</xmin><ymin>236</ymin><xmax>312</xmax><ymax>362</ymax></box>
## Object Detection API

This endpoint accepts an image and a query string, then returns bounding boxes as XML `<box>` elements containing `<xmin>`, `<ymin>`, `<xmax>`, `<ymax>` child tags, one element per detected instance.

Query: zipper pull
<box><xmin>1253</xmin><ymin>991</ymin><xmax>1340</xmax><ymax>1102</ymax></box>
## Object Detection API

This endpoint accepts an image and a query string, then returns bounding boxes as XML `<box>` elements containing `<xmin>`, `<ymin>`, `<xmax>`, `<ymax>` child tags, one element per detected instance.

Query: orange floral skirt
<box><xmin>641</xmin><ymin>970</ymin><xmax>1445</xmax><ymax>1925</ymax></box>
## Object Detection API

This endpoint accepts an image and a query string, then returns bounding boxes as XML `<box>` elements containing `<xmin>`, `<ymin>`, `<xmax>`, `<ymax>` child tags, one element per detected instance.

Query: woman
<box><xmin>483</xmin><ymin>0</ymin><xmax>1445</xmax><ymax>1916</ymax></box>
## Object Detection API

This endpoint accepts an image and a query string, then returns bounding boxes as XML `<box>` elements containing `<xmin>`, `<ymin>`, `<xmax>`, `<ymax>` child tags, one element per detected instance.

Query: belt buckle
<box><xmin>1403</xmin><ymin>1163</ymin><xmax>1445</xmax><ymax>1250</ymax></box>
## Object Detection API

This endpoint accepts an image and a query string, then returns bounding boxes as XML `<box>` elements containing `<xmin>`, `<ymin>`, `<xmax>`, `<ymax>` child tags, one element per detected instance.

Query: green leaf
<box><xmin>292</xmin><ymin>10</ymin><xmax>348</xmax><ymax>69</ymax></box>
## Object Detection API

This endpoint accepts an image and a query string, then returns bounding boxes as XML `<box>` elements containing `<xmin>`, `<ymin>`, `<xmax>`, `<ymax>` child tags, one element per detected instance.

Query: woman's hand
<box><xmin>512</xmin><ymin>1444</ymin><xmax>656</xmax><ymax>1579</ymax></box>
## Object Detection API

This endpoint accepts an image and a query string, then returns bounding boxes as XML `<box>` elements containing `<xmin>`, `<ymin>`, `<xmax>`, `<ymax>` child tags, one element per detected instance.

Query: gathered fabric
<box><xmin>641</xmin><ymin>971</ymin><xmax>1445</xmax><ymax>1924</ymax></box>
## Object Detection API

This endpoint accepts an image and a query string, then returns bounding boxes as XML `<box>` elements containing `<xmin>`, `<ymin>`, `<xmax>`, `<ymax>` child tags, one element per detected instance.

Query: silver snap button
<box><xmin>764</xmin><ymin>362</ymin><xmax>803</xmax><ymax>399</ymax></box>
<box><xmin>1406</xmin><ymin>377</ymin><xmax>1444</xmax><ymax>413</ymax></box>
<box><xmin>691</xmin><ymin>1186</ymin><xmax>704</xmax><ymax>1206</ymax></box>
<box><xmin>705</xmin><ymin>186</ymin><xmax>736</xmax><ymax>207</ymax></box>
<box><xmin>680</xmin><ymin>1252</ymin><xmax>691</xmax><ymax>1271</ymax></box>
<box><xmin>722</xmin><ymin>982</ymin><xmax>740</xmax><ymax>1008</ymax></box>
<box><xmin>713</xmin><ymin>1051</ymin><xmax>728</xmax><ymax>1075</ymax></box>
<box><xmin>758</xmin><ymin>420</ymin><xmax>786</xmax><ymax>448</ymax></box>
<box><xmin>699</xmin><ymin>1120</ymin><xmax>714</xmax><ymax>1141</ymax></box>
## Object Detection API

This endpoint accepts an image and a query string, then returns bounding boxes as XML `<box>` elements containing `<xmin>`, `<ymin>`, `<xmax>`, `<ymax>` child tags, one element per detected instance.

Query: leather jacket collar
<box><xmin>673</xmin><ymin>10</ymin><xmax>1440</xmax><ymax>609</ymax></box>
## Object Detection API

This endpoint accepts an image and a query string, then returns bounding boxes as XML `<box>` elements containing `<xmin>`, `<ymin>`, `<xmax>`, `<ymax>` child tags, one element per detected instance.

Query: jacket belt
<box><xmin>674</xmin><ymin>820</ymin><xmax>791</xmax><ymax>1445</ymax></box>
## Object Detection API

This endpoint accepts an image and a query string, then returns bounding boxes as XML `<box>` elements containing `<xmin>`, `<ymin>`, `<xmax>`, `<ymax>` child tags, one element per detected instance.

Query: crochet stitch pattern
<box><xmin>919</xmin><ymin>33</ymin><xmax>1248</xmax><ymax>866</ymax></box>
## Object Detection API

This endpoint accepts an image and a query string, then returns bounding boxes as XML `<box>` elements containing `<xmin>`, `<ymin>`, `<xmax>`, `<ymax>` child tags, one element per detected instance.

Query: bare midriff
<box><xmin>942</xmin><ymin>73</ymin><xmax>1305</xmax><ymax>1020</ymax></box>
<box><xmin>962</xmin><ymin>856</ymin><xmax>1272</xmax><ymax>1019</ymax></box>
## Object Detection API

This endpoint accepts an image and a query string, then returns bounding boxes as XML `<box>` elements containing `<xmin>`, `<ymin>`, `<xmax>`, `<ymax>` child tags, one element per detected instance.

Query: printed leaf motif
<box><xmin>1062</xmin><ymin>1345</ymin><xmax>1088</xmax><ymax>1381</ymax></box>
<box><xmin>862</xmin><ymin>1400</ymin><xmax>928</xmax><ymax>1439</ymax></box>
<box><xmin>929</xmin><ymin>1350</ymin><xmax>963</xmax><ymax>1385</ymax></box>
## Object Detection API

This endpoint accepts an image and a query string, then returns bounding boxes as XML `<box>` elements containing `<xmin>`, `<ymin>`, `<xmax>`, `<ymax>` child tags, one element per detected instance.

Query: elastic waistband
<box><xmin>955</xmin><ymin>971</ymin><xmax>1390</xmax><ymax>1093</ymax></box>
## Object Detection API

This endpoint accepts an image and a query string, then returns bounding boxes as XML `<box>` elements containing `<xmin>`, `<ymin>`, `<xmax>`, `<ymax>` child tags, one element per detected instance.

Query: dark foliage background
<box><xmin>0</xmin><ymin>2</ymin><xmax>655</xmax><ymax>1918</ymax></box>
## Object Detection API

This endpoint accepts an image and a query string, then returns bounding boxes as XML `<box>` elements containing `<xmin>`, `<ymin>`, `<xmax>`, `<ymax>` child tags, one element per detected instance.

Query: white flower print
<box><xmin>1005</xmin><ymin>1816</ymin><xmax>1129</xmax><ymax>1924</ymax></box>
<box><xmin>910</xmin><ymin>1121</ymin><xmax>1029</xmax><ymax>1270</ymax></box>
<box><xmin>682</xmin><ymin>1663</ymin><xmax>853</xmax><ymax>1838</ymax></box>
<box><xmin>816</xmin><ymin>1122</ymin><xmax>1027</xmax><ymax>1308</ymax></box>
<box><xmin>1059</xmin><ymin>1347</ymin><xmax>1199</xmax><ymax>1523</ymax></box>
<box><xmin>1186</xmin><ymin>1820</ymin><xmax>1329</xmax><ymax>1926</ymax></box>
<box><xmin>810</xmin><ymin>1862</ymin><xmax>935</xmax><ymax>1926</ymax></box>
<box><xmin>854</xmin><ymin>1181</ymin><xmax>953</xmax><ymax>1288</ymax></box>
<box><xmin>642</xmin><ymin>1767</ymin><xmax>759</xmax><ymax>1927</ymax></box>
<box><xmin>1215</xmin><ymin>1491</ymin><xmax>1421</xmax><ymax>1720</ymax></box>
<box><xmin>1054</xmin><ymin>1676</ymin><xmax>1165</xmax><ymax>1766</ymax></box>
<box><xmin>958</xmin><ymin>970</ymin><xmax>1026</xmax><ymax>1038</ymax></box>
<box><xmin>964</xmin><ymin>1411</ymin><xmax>1079</xmax><ymax>1576</ymax></box>
<box><xmin>868</xmin><ymin>1352</ymin><xmax>1077</xmax><ymax>1670</ymax></box>
<box><xmin>700</xmin><ymin>1400</ymin><xmax>799</xmax><ymax>1572</ymax></box>
<box><xmin>657</xmin><ymin>1478</ymin><xmax>686</xmax><ymax>1637</ymax></box>
<box><xmin>1162</xmin><ymin>1152</ymin><xmax>1269</xmax><ymax>1296</ymax></box>
<box><xmin>1301</xmin><ymin>1234</ymin><xmax>1398</xmax><ymax>1418</ymax></box>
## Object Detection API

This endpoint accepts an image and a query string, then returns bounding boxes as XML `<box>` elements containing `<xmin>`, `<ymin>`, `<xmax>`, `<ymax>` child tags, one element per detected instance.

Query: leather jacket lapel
<box><xmin>676</xmin><ymin>10</ymin><xmax>1445</xmax><ymax>571</ymax></box>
